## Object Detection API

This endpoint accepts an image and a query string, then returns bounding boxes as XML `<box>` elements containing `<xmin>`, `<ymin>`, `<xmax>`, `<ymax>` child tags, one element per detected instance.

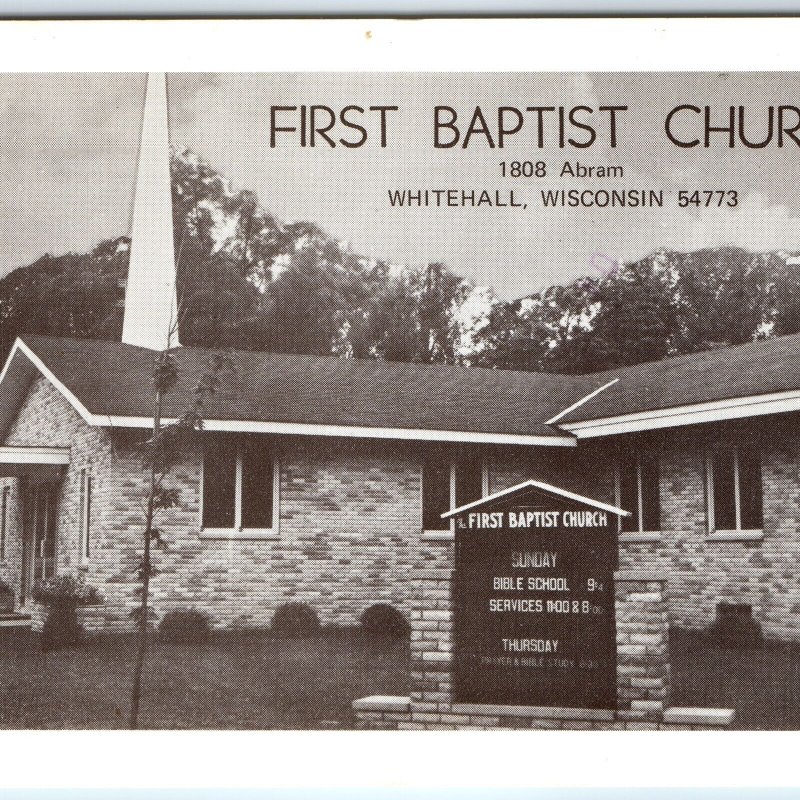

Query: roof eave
<box><xmin>93</xmin><ymin>414</ymin><xmax>578</xmax><ymax>447</ymax></box>
<box><xmin>558</xmin><ymin>387</ymin><xmax>800</xmax><ymax>438</ymax></box>
<box><xmin>7</xmin><ymin>337</ymin><xmax>578</xmax><ymax>448</ymax></box>
<box><xmin>545</xmin><ymin>377</ymin><xmax>620</xmax><ymax>425</ymax></box>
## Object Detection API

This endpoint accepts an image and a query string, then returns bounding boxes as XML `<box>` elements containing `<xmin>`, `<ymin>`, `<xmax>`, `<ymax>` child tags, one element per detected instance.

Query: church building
<box><xmin>1</xmin><ymin>75</ymin><xmax>800</xmax><ymax>641</ymax></box>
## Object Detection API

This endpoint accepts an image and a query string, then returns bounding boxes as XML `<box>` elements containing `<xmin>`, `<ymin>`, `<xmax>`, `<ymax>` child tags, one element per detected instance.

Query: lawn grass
<box><xmin>0</xmin><ymin>627</ymin><xmax>408</xmax><ymax>729</ymax></box>
<box><xmin>2</xmin><ymin>626</ymin><xmax>799</xmax><ymax>729</ymax></box>
<box><xmin>670</xmin><ymin>629</ymin><xmax>800</xmax><ymax>730</ymax></box>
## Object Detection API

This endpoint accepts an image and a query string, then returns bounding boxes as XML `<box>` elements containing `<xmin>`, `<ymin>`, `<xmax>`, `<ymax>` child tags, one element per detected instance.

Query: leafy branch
<box><xmin>129</xmin><ymin>342</ymin><xmax>233</xmax><ymax>729</ymax></box>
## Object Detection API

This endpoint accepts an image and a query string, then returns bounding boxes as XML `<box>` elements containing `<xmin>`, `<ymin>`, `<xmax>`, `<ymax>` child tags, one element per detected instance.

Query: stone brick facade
<box><xmin>614</xmin><ymin>571</ymin><xmax>670</xmax><ymax>714</ymax></box>
<box><xmin>355</xmin><ymin>569</ymin><xmax>733</xmax><ymax>730</ymax></box>
<box><xmin>0</xmin><ymin>375</ymin><xmax>115</xmax><ymax>610</ymax></box>
<box><xmin>0</xmin><ymin>377</ymin><xmax>427</xmax><ymax>630</ymax></box>
<box><xmin>89</xmin><ymin>432</ymin><xmax>424</xmax><ymax>630</ymax></box>
<box><xmin>616</xmin><ymin>417</ymin><xmax>800</xmax><ymax>641</ymax></box>
<box><xmin>1</xmin><ymin>375</ymin><xmax>591</xmax><ymax>632</ymax></box>
<box><xmin>2</xmin><ymin>371</ymin><xmax>800</xmax><ymax>647</ymax></box>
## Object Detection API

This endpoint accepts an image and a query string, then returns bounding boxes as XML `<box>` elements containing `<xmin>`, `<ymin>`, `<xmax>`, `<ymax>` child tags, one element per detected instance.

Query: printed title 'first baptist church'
<box><xmin>1</xmin><ymin>74</ymin><xmax>800</xmax><ymax>640</ymax></box>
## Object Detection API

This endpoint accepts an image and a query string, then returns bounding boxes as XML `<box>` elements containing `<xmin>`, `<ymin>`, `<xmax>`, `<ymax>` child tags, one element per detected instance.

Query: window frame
<box><xmin>200</xmin><ymin>440</ymin><xmax>280</xmax><ymax>540</ymax></box>
<box><xmin>78</xmin><ymin>468</ymin><xmax>92</xmax><ymax>565</ymax></box>
<box><xmin>705</xmin><ymin>445</ymin><xmax>763</xmax><ymax>541</ymax></box>
<box><xmin>0</xmin><ymin>485</ymin><xmax>8</xmax><ymax>563</ymax></box>
<box><xmin>422</xmin><ymin>456</ymin><xmax>489</xmax><ymax>540</ymax></box>
<box><xmin>615</xmin><ymin>451</ymin><xmax>661</xmax><ymax>541</ymax></box>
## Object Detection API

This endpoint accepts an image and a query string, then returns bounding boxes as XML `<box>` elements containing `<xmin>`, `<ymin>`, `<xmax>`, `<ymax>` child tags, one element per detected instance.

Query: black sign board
<box><xmin>452</xmin><ymin>483</ymin><xmax>619</xmax><ymax>710</ymax></box>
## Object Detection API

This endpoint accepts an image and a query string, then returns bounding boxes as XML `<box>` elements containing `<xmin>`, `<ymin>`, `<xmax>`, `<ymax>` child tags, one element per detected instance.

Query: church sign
<box><xmin>446</xmin><ymin>480</ymin><xmax>627</xmax><ymax>710</ymax></box>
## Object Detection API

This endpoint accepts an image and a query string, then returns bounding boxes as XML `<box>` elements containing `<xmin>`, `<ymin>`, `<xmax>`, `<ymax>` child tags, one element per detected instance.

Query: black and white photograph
<box><xmin>4</xmin><ymin>64</ymin><xmax>800</xmax><ymax>734</ymax></box>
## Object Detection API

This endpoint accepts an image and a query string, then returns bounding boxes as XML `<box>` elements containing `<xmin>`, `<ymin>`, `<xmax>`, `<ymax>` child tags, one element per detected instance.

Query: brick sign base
<box><xmin>354</xmin><ymin>568</ymin><xmax>735</xmax><ymax>731</ymax></box>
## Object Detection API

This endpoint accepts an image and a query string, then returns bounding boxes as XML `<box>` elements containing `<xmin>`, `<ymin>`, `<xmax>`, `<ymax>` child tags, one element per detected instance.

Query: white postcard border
<box><xmin>0</xmin><ymin>16</ymin><xmax>797</xmax><ymax>791</ymax></box>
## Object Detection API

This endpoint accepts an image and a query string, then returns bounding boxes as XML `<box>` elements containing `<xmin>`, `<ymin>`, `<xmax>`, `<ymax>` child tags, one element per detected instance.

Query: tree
<box><xmin>484</xmin><ymin>276</ymin><xmax>604</xmax><ymax>373</ymax></box>
<box><xmin>772</xmin><ymin>254</ymin><xmax>800</xmax><ymax>336</ymax></box>
<box><xmin>7</xmin><ymin>142</ymin><xmax>800</xmax><ymax>374</ymax></box>
<box><xmin>490</xmin><ymin>246</ymin><xmax>792</xmax><ymax>375</ymax></box>
<box><xmin>0</xmin><ymin>239</ymin><xmax>127</xmax><ymax>359</ymax></box>
<box><xmin>128</xmin><ymin>329</ymin><xmax>232</xmax><ymax>729</ymax></box>
<box><xmin>669</xmin><ymin>247</ymin><xmax>774</xmax><ymax>351</ymax></box>
<box><xmin>253</xmin><ymin>226</ymin><xmax>384</xmax><ymax>356</ymax></box>
<box><xmin>544</xmin><ymin>259</ymin><xmax>678</xmax><ymax>373</ymax></box>
<box><xmin>351</xmin><ymin>262</ymin><xmax>473</xmax><ymax>364</ymax></box>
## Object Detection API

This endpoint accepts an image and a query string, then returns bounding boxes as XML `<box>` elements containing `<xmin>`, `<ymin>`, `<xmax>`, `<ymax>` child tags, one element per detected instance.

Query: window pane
<box><xmin>712</xmin><ymin>450</ymin><xmax>736</xmax><ymax>531</ymax></box>
<box><xmin>423</xmin><ymin>458</ymin><xmax>450</xmax><ymax>530</ymax></box>
<box><xmin>1</xmin><ymin>486</ymin><xmax>7</xmax><ymax>561</ymax></box>
<box><xmin>79</xmin><ymin>469</ymin><xmax>90</xmax><ymax>559</ymax></box>
<box><xmin>455</xmin><ymin>454</ymin><xmax>483</xmax><ymax>509</ymax></box>
<box><xmin>738</xmin><ymin>449</ymin><xmax>763</xmax><ymax>530</ymax></box>
<box><xmin>84</xmin><ymin>475</ymin><xmax>92</xmax><ymax>558</ymax></box>
<box><xmin>202</xmin><ymin>436</ymin><xmax>236</xmax><ymax>528</ymax></box>
<box><xmin>640</xmin><ymin>453</ymin><xmax>661</xmax><ymax>532</ymax></box>
<box><xmin>78</xmin><ymin>469</ymin><xmax>86</xmax><ymax>541</ymax></box>
<box><xmin>241</xmin><ymin>438</ymin><xmax>274</xmax><ymax>529</ymax></box>
<box><xmin>618</xmin><ymin>456</ymin><xmax>639</xmax><ymax>533</ymax></box>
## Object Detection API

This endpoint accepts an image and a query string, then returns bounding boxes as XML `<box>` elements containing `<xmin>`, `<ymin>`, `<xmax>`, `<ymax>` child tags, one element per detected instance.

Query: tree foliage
<box><xmin>129</xmin><ymin>345</ymin><xmax>234</xmax><ymax>729</ymax></box>
<box><xmin>489</xmin><ymin>247</ymin><xmax>800</xmax><ymax>374</ymax></box>
<box><xmin>3</xmin><ymin>146</ymin><xmax>800</xmax><ymax>375</ymax></box>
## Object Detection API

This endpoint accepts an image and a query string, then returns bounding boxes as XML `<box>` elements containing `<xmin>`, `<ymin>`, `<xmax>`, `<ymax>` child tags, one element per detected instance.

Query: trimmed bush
<box><xmin>271</xmin><ymin>602</ymin><xmax>320</xmax><ymax>637</ymax></box>
<box><xmin>706</xmin><ymin>602</ymin><xmax>763</xmax><ymax>649</ymax></box>
<box><xmin>159</xmin><ymin>609</ymin><xmax>211</xmax><ymax>644</ymax></box>
<box><xmin>360</xmin><ymin>603</ymin><xmax>410</xmax><ymax>638</ymax></box>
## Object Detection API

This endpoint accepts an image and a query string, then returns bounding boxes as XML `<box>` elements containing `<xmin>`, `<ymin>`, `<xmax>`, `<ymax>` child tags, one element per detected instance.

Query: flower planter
<box><xmin>31</xmin><ymin>573</ymin><xmax>102</xmax><ymax>647</ymax></box>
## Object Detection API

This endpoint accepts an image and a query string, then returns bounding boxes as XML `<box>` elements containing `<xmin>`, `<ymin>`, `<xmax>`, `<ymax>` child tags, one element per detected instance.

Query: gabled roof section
<box><xmin>7</xmin><ymin>331</ymin><xmax>800</xmax><ymax>445</ymax></box>
<box><xmin>0</xmin><ymin>340</ymin><xmax>45</xmax><ymax>438</ymax></box>
<box><xmin>442</xmin><ymin>478</ymin><xmax>631</xmax><ymax>519</ymax></box>
<box><xmin>0</xmin><ymin>335</ymin><xmax>592</xmax><ymax>446</ymax></box>
<box><xmin>555</xmin><ymin>333</ymin><xmax>800</xmax><ymax>437</ymax></box>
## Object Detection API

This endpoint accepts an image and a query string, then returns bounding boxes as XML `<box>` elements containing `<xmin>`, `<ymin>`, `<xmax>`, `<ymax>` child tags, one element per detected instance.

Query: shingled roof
<box><xmin>4</xmin><ymin>332</ymin><xmax>800</xmax><ymax>444</ymax></box>
<box><xmin>557</xmin><ymin>332</ymin><xmax>800</xmax><ymax>426</ymax></box>
<box><xmin>0</xmin><ymin>335</ymin><xmax>600</xmax><ymax>444</ymax></box>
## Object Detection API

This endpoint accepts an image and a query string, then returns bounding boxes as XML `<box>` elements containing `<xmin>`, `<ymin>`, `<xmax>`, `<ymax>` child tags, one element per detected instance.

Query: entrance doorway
<box><xmin>20</xmin><ymin>482</ymin><xmax>58</xmax><ymax>608</ymax></box>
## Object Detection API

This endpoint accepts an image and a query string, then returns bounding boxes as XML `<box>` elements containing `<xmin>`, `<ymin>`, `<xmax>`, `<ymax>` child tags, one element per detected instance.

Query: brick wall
<box><xmin>90</xmin><ymin>434</ymin><xmax>424</xmax><ymax>630</ymax></box>
<box><xmin>0</xmin><ymin>376</ymin><xmax>115</xmax><ymax>607</ymax></box>
<box><xmin>617</xmin><ymin>417</ymin><xmax>800</xmax><ymax>641</ymax></box>
<box><xmin>0</xmin><ymin>376</ymin><xmax>621</xmax><ymax>634</ymax></box>
<box><xmin>0</xmin><ymin>479</ymin><xmax>23</xmax><ymax>599</ymax></box>
<box><xmin>356</xmin><ymin>570</ymin><xmax>734</xmax><ymax>730</ymax></box>
<box><xmin>614</xmin><ymin>572</ymin><xmax>670</xmax><ymax>715</ymax></box>
<box><xmin>0</xmin><ymin>375</ymin><xmax>519</xmax><ymax>631</ymax></box>
<box><xmin>5</xmin><ymin>372</ymin><xmax>800</xmax><ymax>643</ymax></box>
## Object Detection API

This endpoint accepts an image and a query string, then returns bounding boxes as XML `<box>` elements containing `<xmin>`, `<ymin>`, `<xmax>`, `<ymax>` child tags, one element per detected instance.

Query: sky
<box><xmin>2</xmin><ymin>72</ymin><xmax>800</xmax><ymax>299</ymax></box>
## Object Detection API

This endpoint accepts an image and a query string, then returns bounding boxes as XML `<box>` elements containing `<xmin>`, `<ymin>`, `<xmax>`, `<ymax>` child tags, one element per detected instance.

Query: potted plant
<box><xmin>0</xmin><ymin>580</ymin><xmax>13</xmax><ymax>614</ymax></box>
<box><xmin>32</xmin><ymin>573</ymin><xmax>100</xmax><ymax>651</ymax></box>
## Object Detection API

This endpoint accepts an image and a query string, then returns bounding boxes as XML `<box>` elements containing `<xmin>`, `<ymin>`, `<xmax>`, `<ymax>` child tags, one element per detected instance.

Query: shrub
<box><xmin>159</xmin><ymin>608</ymin><xmax>211</xmax><ymax>644</ymax></box>
<box><xmin>706</xmin><ymin>602</ymin><xmax>763</xmax><ymax>649</ymax></box>
<box><xmin>271</xmin><ymin>602</ymin><xmax>320</xmax><ymax>637</ymax></box>
<box><xmin>360</xmin><ymin>603</ymin><xmax>410</xmax><ymax>638</ymax></box>
<box><xmin>32</xmin><ymin>573</ymin><xmax>101</xmax><ymax>651</ymax></box>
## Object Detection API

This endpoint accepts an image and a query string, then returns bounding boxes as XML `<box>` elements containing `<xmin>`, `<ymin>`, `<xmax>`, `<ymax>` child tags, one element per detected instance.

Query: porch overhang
<box><xmin>0</xmin><ymin>446</ymin><xmax>70</xmax><ymax>479</ymax></box>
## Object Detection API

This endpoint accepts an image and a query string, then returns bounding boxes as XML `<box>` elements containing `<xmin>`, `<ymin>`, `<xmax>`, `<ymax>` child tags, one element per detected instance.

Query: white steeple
<box><xmin>122</xmin><ymin>72</ymin><xmax>180</xmax><ymax>351</ymax></box>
